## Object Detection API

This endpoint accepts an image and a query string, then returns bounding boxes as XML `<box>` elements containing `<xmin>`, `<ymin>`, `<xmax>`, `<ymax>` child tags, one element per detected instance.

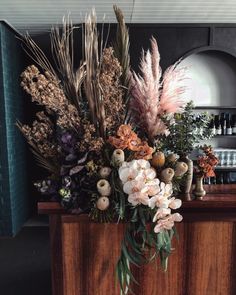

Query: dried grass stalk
<box><xmin>113</xmin><ymin>5</ymin><xmax>131</xmax><ymax>91</ymax></box>
<box><xmin>83</xmin><ymin>9</ymin><xmax>105</xmax><ymax>138</ymax></box>
<box><xmin>50</xmin><ymin>15</ymin><xmax>85</xmax><ymax>109</ymax></box>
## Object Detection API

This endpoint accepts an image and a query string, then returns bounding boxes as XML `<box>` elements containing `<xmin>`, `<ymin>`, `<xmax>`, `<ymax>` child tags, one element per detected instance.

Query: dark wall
<box><xmin>0</xmin><ymin>22</ymin><xmax>30</xmax><ymax>236</ymax></box>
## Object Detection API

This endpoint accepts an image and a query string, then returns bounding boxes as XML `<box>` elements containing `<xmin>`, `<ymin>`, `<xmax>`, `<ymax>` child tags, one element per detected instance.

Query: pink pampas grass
<box><xmin>130</xmin><ymin>37</ymin><xmax>187</xmax><ymax>141</ymax></box>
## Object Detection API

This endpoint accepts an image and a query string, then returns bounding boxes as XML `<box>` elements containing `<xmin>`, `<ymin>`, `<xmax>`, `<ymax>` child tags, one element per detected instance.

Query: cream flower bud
<box><xmin>96</xmin><ymin>196</ymin><xmax>110</xmax><ymax>211</ymax></box>
<box><xmin>112</xmin><ymin>149</ymin><xmax>125</xmax><ymax>165</ymax></box>
<box><xmin>161</xmin><ymin>168</ymin><xmax>175</xmax><ymax>183</ymax></box>
<box><xmin>175</xmin><ymin>162</ymin><xmax>188</xmax><ymax>177</ymax></box>
<box><xmin>99</xmin><ymin>167</ymin><xmax>112</xmax><ymax>179</ymax></box>
<box><xmin>97</xmin><ymin>179</ymin><xmax>111</xmax><ymax>196</ymax></box>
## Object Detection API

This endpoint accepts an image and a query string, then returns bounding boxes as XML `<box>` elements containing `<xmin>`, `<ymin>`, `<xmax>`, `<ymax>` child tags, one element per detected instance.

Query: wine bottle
<box><xmin>210</xmin><ymin>116</ymin><xmax>216</xmax><ymax>136</ymax></box>
<box><xmin>220</xmin><ymin>113</ymin><xmax>226</xmax><ymax>135</ymax></box>
<box><xmin>215</xmin><ymin>115</ymin><xmax>222</xmax><ymax>135</ymax></box>
<box><xmin>232</xmin><ymin>114</ymin><xmax>236</xmax><ymax>135</ymax></box>
<box><xmin>226</xmin><ymin>113</ymin><xmax>232</xmax><ymax>135</ymax></box>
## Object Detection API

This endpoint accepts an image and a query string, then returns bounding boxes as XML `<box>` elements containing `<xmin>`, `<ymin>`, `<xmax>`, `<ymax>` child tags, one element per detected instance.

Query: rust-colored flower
<box><xmin>127</xmin><ymin>137</ymin><xmax>142</xmax><ymax>151</ymax></box>
<box><xmin>196</xmin><ymin>145</ymin><xmax>218</xmax><ymax>178</ymax></box>
<box><xmin>134</xmin><ymin>141</ymin><xmax>154</xmax><ymax>160</ymax></box>
<box><xmin>108</xmin><ymin>136</ymin><xmax>128</xmax><ymax>150</ymax></box>
<box><xmin>117</xmin><ymin>125</ymin><xmax>137</xmax><ymax>140</ymax></box>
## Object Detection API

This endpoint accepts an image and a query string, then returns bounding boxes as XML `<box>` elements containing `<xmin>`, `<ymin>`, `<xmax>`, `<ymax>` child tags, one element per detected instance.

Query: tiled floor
<box><xmin>0</xmin><ymin>226</ymin><xmax>51</xmax><ymax>295</ymax></box>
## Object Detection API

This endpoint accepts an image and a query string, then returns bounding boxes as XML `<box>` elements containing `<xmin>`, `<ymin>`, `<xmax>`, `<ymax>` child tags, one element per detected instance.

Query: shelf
<box><xmin>213</xmin><ymin>135</ymin><xmax>236</xmax><ymax>138</ymax></box>
<box><xmin>195</xmin><ymin>106</ymin><xmax>236</xmax><ymax>110</ymax></box>
<box><xmin>215</xmin><ymin>166</ymin><xmax>236</xmax><ymax>171</ymax></box>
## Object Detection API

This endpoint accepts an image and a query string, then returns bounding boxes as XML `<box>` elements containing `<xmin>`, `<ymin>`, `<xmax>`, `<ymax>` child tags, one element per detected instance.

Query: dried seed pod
<box><xmin>161</xmin><ymin>168</ymin><xmax>175</xmax><ymax>184</ymax></box>
<box><xmin>112</xmin><ymin>149</ymin><xmax>125</xmax><ymax>165</ymax></box>
<box><xmin>99</xmin><ymin>167</ymin><xmax>112</xmax><ymax>179</ymax></box>
<box><xmin>175</xmin><ymin>162</ymin><xmax>188</xmax><ymax>177</ymax></box>
<box><xmin>151</xmin><ymin>151</ymin><xmax>165</xmax><ymax>168</ymax></box>
<box><xmin>97</xmin><ymin>179</ymin><xmax>111</xmax><ymax>196</ymax></box>
<box><xmin>167</xmin><ymin>153</ymin><xmax>178</xmax><ymax>163</ymax></box>
<box><xmin>96</xmin><ymin>196</ymin><xmax>110</xmax><ymax>211</ymax></box>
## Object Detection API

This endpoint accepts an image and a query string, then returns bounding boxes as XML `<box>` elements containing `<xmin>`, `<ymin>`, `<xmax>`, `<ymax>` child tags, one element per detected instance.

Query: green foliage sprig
<box><xmin>161</xmin><ymin>101</ymin><xmax>213</xmax><ymax>157</ymax></box>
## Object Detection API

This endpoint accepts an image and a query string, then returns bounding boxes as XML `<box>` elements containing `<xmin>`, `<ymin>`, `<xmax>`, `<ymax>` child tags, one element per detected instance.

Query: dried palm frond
<box><xmin>130</xmin><ymin>37</ymin><xmax>165</xmax><ymax>140</ymax></box>
<box><xmin>113</xmin><ymin>5</ymin><xmax>131</xmax><ymax>95</ymax></box>
<box><xmin>20</xmin><ymin>33</ymin><xmax>58</xmax><ymax>81</ymax></box>
<box><xmin>50</xmin><ymin>15</ymin><xmax>85</xmax><ymax>109</ymax></box>
<box><xmin>83</xmin><ymin>9</ymin><xmax>105</xmax><ymax>138</ymax></box>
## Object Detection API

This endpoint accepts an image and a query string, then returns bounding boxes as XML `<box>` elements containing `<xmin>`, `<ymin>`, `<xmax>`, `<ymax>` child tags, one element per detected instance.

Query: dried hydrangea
<box><xmin>21</xmin><ymin>65</ymin><xmax>80</xmax><ymax>129</ymax></box>
<box><xmin>78</xmin><ymin>120</ymin><xmax>104</xmax><ymax>153</ymax></box>
<box><xmin>99</xmin><ymin>47</ymin><xmax>125</xmax><ymax>132</ymax></box>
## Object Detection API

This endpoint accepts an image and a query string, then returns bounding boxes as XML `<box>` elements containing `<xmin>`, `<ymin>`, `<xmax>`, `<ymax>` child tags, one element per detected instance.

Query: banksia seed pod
<box><xmin>96</xmin><ymin>196</ymin><xmax>110</xmax><ymax>210</ymax></box>
<box><xmin>99</xmin><ymin>167</ymin><xmax>112</xmax><ymax>179</ymax></box>
<box><xmin>151</xmin><ymin>151</ymin><xmax>165</xmax><ymax>168</ymax></box>
<box><xmin>161</xmin><ymin>168</ymin><xmax>175</xmax><ymax>183</ymax></box>
<box><xmin>167</xmin><ymin>153</ymin><xmax>178</xmax><ymax>163</ymax></box>
<box><xmin>97</xmin><ymin>179</ymin><xmax>111</xmax><ymax>196</ymax></box>
<box><xmin>175</xmin><ymin>162</ymin><xmax>188</xmax><ymax>177</ymax></box>
<box><xmin>112</xmin><ymin>149</ymin><xmax>125</xmax><ymax>165</ymax></box>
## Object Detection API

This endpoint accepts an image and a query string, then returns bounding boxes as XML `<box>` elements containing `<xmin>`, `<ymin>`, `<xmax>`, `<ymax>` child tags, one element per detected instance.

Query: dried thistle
<box><xmin>51</xmin><ymin>15</ymin><xmax>85</xmax><ymax>109</ymax></box>
<box><xmin>83</xmin><ymin>9</ymin><xmax>105</xmax><ymax>138</ymax></box>
<box><xmin>99</xmin><ymin>47</ymin><xmax>125</xmax><ymax>132</ymax></box>
<box><xmin>21</xmin><ymin>65</ymin><xmax>80</xmax><ymax>130</ymax></box>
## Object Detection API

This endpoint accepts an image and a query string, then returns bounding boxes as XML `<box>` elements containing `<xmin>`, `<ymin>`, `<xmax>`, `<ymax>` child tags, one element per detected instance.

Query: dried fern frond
<box><xmin>50</xmin><ymin>15</ymin><xmax>85</xmax><ymax>109</ymax></box>
<box><xmin>83</xmin><ymin>8</ymin><xmax>105</xmax><ymax>138</ymax></box>
<box><xmin>113</xmin><ymin>5</ymin><xmax>131</xmax><ymax>93</ymax></box>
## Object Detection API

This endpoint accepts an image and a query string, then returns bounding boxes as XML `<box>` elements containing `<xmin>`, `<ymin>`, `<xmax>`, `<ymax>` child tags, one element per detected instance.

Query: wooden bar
<box><xmin>39</xmin><ymin>194</ymin><xmax>236</xmax><ymax>295</ymax></box>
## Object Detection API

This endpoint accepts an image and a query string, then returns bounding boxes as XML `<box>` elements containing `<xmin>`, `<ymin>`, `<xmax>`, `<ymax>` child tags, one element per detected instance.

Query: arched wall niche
<box><xmin>177</xmin><ymin>46</ymin><xmax>236</xmax><ymax>108</ymax></box>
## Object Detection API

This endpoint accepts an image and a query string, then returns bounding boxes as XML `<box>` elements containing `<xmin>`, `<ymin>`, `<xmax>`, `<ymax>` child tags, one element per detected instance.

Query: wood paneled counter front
<box><xmin>38</xmin><ymin>193</ymin><xmax>236</xmax><ymax>295</ymax></box>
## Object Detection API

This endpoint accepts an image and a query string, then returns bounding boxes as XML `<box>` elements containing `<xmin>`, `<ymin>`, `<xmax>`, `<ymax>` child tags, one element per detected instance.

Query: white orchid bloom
<box><xmin>123</xmin><ymin>177</ymin><xmax>146</xmax><ymax>195</ymax></box>
<box><xmin>154</xmin><ymin>213</ymin><xmax>183</xmax><ymax>233</ymax></box>
<box><xmin>168</xmin><ymin>197</ymin><xmax>182</xmax><ymax>209</ymax></box>
<box><xmin>128</xmin><ymin>191</ymin><xmax>150</xmax><ymax>206</ymax></box>
<box><xmin>136</xmin><ymin>159</ymin><xmax>151</xmax><ymax>169</ymax></box>
<box><xmin>153</xmin><ymin>208</ymin><xmax>171</xmax><ymax>222</ymax></box>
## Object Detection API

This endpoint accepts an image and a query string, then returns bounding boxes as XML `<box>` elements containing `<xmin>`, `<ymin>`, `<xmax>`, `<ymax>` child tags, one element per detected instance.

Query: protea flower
<box><xmin>130</xmin><ymin>37</ymin><xmax>188</xmax><ymax>141</ymax></box>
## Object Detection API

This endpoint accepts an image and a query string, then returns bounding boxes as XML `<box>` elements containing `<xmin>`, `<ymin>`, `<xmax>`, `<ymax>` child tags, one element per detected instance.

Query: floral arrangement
<box><xmin>195</xmin><ymin>145</ymin><xmax>219</xmax><ymax>178</ymax></box>
<box><xmin>17</xmin><ymin>6</ymin><xmax>191</xmax><ymax>294</ymax></box>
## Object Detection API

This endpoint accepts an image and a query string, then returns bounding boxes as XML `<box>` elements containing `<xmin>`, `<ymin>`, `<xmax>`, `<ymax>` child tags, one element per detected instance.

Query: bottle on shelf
<box><xmin>210</xmin><ymin>116</ymin><xmax>216</xmax><ymax>136</ymax></box>
<box><xmin>232</xmin><ymin>114</ymin><xmax>236</xmax><ymax>135</ymax></box>
<box><xmin>214</xmin><ymin>115</ymin><xmax>222</xmax><ymax>135</ymax></box>
<box><xmin>220</xmin><ymin>113</ymin><xmax>226</xmax><ymax>135</ymax></box>
<box><xmin>226</xmin><ymin>113</ymin><xmax>232</xmax><ymax>135</ymax></box>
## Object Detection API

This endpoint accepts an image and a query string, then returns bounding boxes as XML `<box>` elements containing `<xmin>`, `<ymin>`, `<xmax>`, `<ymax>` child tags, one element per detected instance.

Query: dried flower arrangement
<box><xmin>195</xmin><ymin>145</ymin><xmax>219</xmax><ymax>178</ymax></box>
<box><xmin>17</xmin><ymin>6</ymin><xmax>191</xmax><ymax>294</ymax></box>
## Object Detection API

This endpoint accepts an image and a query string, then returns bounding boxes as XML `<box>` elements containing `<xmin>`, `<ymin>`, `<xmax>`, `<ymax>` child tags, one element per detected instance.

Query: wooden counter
<box><xmin>38</xmin><ymin>193</ymin><xmax>236</xmax><ymax>295</ymax></box>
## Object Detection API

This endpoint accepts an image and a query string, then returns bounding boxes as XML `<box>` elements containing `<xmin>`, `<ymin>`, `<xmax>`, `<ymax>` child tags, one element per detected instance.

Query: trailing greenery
<box><xmin>116</xmin><ymin>206</ymin><xmax>177</xmax><ymax>294</ymax></box>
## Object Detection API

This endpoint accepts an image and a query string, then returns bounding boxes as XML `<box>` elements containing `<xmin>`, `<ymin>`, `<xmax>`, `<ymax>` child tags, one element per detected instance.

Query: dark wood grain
<box><xmin>47</xmin><ymin>218</ymin><xmax>236</xmax><ymax>295</ymax></box>
<box><xmin>49</xmin><ymin>215</ymin><xmax>64</xmax><ymax>295</ymax></box>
